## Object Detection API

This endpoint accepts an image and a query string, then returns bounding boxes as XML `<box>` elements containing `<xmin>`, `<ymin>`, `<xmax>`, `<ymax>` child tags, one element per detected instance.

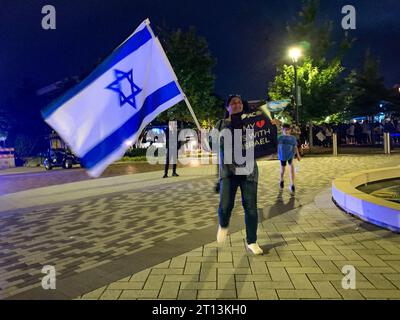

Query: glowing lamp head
<box><xmin>289</xmin><ymin>47</ymin><xmax>302</xmax><ymax>63</ymax></box>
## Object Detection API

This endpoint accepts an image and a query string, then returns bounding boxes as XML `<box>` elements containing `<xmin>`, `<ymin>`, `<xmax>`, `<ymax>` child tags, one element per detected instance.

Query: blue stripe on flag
<box><xmin>42</xmin><ymin>25</ymin><xmax>153</xmax><ymax>119</ymax></box>
<box><xmin>81</xmin><ymin>81</ymin><xmax>181</xmax><ymax>170</ymax></box>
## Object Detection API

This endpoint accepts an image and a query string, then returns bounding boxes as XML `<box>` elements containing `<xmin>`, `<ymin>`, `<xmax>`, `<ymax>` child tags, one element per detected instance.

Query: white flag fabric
<box><xmin>42</xmin><ymin>19</ymin><xmax>184</xmax><ymax>177</ymax></box>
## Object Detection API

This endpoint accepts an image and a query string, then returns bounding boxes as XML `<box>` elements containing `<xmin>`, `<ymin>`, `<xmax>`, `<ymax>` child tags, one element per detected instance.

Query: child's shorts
<box><xmin>280</xmin><ymin>159</ymin><xmax>293</xmax><ymax>166</ymax></box>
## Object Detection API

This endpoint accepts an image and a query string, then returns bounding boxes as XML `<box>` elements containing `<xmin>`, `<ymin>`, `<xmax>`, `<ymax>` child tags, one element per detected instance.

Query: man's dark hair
<box><xmin>224</xmin><ymin>94</ymin><xmax>251</xmax><ymax>118</ymax></box>
<box><xmin>282</xmin><ymin>123</ymin><xmax>291</xmax><ymax>130</ymax></box>
<box><xmin>225</xmin><ymin>94</ymin><xmax>242</xmax><ymax>107</ymax></box>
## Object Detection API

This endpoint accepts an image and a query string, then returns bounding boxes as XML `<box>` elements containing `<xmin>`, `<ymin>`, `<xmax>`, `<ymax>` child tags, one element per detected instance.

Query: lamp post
<box><xmin>289</xmin><ymin>47</ymin><xmax>302</xmax><ymax>124</ymax></box>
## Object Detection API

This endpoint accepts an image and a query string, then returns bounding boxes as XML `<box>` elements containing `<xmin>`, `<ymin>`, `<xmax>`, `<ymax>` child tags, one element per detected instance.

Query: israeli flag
<box><xmin>266</xmin><ymin>99</ymin><xmax>291</xmax><ymax>112</ymax></box>
<box><xmin>42</xmin><ymin>19</ymin><xmax>184</xmax><ymax>177</ymax></box>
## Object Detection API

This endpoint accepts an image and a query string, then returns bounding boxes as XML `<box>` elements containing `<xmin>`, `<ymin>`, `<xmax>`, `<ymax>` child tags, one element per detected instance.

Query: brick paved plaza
<box><xmin>1</xmin><ymin>154</ymin><xmax>400</xmax><ymax>300</ymax></box>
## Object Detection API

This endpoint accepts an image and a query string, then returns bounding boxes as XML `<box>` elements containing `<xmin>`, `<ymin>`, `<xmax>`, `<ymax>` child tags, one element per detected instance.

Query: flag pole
<box><xmin>146</xmin><ymin>20</ymin><xmax>202</xmax><ymax>132</ymax></box>
<box><xmin>183</xmin><ymin>95</ymin><xmax>212</xmax><ymax>154</ymax></box>
<box><xmin>146</xmin><ymin>20</ymin><xmax>210</xmax><ymax>154</ymax></box>
<box><xmin>183</xmin><ymin>96</ymin><xmax>202</xmax><ymax>132</ymax></box>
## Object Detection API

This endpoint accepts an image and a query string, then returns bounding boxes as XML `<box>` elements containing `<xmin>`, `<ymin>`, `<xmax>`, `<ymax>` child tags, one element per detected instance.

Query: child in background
<box><xmin>278</xmin><ymin>123</ymin><xmax>301</xmax><ymax>193</ymax></box>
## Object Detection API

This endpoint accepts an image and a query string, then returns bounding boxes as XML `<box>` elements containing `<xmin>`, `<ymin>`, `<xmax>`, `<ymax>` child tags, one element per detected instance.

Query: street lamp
<box><xmin>289</xmin><ymin>47</ymin><xmax>302</xmax><ymax>124</ymax></box>
<box><xmin>289</xmin><ymin>47</ymin><xmax>302</xmax><ymax>63</ymax></box>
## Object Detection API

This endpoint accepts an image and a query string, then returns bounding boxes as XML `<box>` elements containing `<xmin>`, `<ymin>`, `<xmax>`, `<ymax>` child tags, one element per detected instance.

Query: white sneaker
<box><xmin>247</xmin><ymin>243</ymin><xmax>264</xmax><ymax>255</ymax></box>
<box><xmin>217</xmin><ymin>226</ymin><xmax>228</xmax><ymax>243</ymax></box>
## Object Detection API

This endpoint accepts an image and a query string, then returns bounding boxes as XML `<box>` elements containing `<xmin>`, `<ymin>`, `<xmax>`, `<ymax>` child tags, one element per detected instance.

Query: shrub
<box><xmin>124</xmin><ymin>148</ymin><xmax>147</xmax><ymax>157</ymax></box>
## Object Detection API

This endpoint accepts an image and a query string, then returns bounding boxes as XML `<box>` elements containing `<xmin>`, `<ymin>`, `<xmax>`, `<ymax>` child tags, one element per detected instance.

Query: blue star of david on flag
<box><xmin>106</xmin><ymin>69</ymin><xmax>142</xmax><ymax>109</ymax></box>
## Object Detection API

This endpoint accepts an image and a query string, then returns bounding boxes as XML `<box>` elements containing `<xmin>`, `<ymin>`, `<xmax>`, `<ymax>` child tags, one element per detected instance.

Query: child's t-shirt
<box><xmin>278</xmin><ymin>135</ymin><xmax>297</xmax><ymax>161</ymax></box>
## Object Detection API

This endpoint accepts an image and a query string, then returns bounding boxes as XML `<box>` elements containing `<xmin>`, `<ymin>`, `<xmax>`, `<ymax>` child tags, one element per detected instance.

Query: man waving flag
<box><xmin>42</xmin><ymin>19</ymin><xmax>184</xmax><ymax>177</ymax></box>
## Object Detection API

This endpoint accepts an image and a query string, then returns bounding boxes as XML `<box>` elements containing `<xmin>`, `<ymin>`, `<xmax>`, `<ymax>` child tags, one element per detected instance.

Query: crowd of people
<box><xmin>298</xmin><ymin>116</ymin><xmax>400</xmax><ymax>147</ymax></box>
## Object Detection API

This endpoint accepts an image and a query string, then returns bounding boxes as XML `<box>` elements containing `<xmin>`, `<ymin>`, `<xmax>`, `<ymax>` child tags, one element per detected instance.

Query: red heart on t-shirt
<box><xmin>256</xmin><ymin>120</ymin><xmax>265</xmax><ymax>128</ymax></box>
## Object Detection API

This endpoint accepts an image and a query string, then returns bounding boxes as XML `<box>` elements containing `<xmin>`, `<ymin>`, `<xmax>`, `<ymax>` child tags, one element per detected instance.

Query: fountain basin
<box><xmin>332</xmin><ymin>166</ymin><xmax>400</xmax><ymax>232</ymax></box>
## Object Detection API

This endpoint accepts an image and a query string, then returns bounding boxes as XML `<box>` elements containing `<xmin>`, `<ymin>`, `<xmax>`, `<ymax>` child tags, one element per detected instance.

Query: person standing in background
<box><xmin>163</xmin><ymin>121</ymin><xmax>179</xmax><ymax>178</ymax></box>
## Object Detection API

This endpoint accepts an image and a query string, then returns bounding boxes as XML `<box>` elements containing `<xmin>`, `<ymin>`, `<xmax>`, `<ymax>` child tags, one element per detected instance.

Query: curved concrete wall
<box><xmin>332</xmin><ymin>166</ymin><xmax>400</xmax><ymax>232</ymax></box>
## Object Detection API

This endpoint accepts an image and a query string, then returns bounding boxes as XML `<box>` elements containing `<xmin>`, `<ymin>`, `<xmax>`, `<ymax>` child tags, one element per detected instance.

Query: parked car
<box><xmin>43</xmin><ymin>147</ymin><xmax>80</xmax><ymax>170</ymax></box>
<box><xmin>43</xmin><ymin>132</ymin><xmax>81</xmax><ymax>170</ymax></box>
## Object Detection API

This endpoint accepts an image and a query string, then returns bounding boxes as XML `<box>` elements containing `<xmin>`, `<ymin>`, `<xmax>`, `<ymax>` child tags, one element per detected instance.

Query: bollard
<box><xmin>333</xmin><ymin>133</ymin><xmax>338</xmax><ymax>156</ymax></box>
<box><xmin>384</xmin><ymin>132</ymin><xmax>391</xmax><ymax>154</ymax></box>
<box><xmin>384</xmin><ymin>133</ymin><xmax>387</xmax><ymax>154</ymax></box>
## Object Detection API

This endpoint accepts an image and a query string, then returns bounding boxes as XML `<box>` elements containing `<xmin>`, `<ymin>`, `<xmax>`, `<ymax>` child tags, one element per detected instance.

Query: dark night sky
<box><xmin>1</xmin><ymin>0</ymin><xmax>400</xmax><ymax>105</ymax></box>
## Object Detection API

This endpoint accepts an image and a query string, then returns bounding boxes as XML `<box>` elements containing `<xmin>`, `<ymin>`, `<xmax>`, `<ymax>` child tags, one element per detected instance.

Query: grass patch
<box><xmin>118</xmin><ymin>156</ymin><xmax>148</xmax><ymax>162</ymax></box>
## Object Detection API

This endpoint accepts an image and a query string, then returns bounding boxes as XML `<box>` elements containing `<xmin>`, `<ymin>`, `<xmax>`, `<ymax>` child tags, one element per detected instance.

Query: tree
<box><xmin>269</xmin><ymin>0</ymin><xmax>354</xmax><ymax>123</ymax></box>
<box><xmin>13</xmin><ymin>134</ymin><xmax>38</xmax><ymax>157</ymax></box>
<box><xmin>2</xmin><ymin>78</ymin><xmax>52</xmax><ymax>153</ymax></box>
<box><xmin>156</xmin><ymin>27</ymin><xmax>222</xmax><ymax>128</ymax></box>
<box><xmin>0</xmin><ymin>108</ymin><xmax>9</xmax><ymax>146</ymax></box>
<box><xmin>347</xmin><ymin>49</ymin><xmax>387</xmax><ymax>117</ymax></box>
<box><xmin>386</xmin><ymin>86</ymin><xmax>400</xmax><ymax>112</ymax></box>
<box><xmin>286</xmin><ymin>0</ymin><xmax>354</xmax><ymax>66</ymax></box>
<box><xmin>269</xmin><ymin>57</ymin><xmax>345</xmax><ymax>122</ymax></box>
<box><xmin>286</xmin><ymin>0</ymin><xmax>332</xmax><ymax>66</ymax></box>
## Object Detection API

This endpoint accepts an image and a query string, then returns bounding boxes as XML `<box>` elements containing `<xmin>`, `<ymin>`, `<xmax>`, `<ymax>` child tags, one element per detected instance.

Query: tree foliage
<box><xmin>156</xmin><ymin>26</ymin><xmax>222</xmax><ymax>127</ymax></box>
<box><xmin>1</xmin><ymin>78</ymin><xmax>50</xmax><ymax>149</ymax></box>
<box><xmin>346</xmin><ymin>49</ymin><xmax>387</xmax><ymax>117</ymax></box>
<box><xmin>0</xmin><ymin>108</ymin><xmax>9</xmax><ymax>144</ymax></box>
<box><xmin>269</xmin><ymin>57</ymin><xmax>345</xmax><ymax>122</ymax></box>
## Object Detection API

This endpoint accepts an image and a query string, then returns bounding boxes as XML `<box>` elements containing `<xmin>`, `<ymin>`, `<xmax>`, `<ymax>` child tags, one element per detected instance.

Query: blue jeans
<box><xmin>218</xmin><ymin>175</ymin><xmax>258</xmax><ymax>244</ymax></box>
